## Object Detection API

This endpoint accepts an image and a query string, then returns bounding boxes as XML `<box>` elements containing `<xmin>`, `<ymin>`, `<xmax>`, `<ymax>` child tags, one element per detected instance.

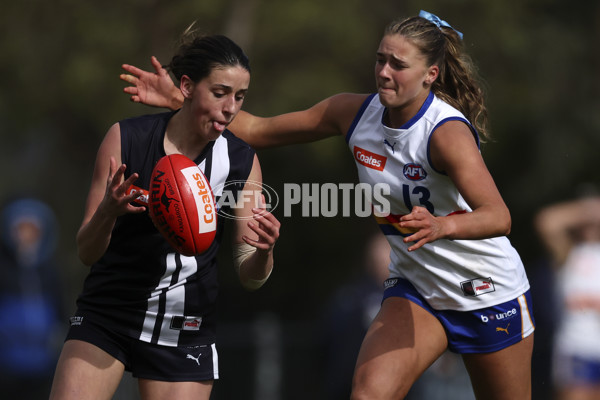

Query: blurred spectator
<box><xmin>536</xmin><ymin>190</ymin><xmax>600</xmax><ymax>400</ymax></box>
<box><xmin>0</xmin><ymin>197</ymin><xmax>65</xmax><ymax>399</ymax></box>
<box><xmin>318</xmin><ymin>232</ymin><xmax>391</xmax><ymax>400</ymax></box>
<box><xmin>526</xmin><ymin>255</ymin><xmax>558</xmax><ymax>400</ymax></box>
<box><xmin>406</xmin><ymin>351</ymin><xmax>475</xmax><ymax>400</ymax></box>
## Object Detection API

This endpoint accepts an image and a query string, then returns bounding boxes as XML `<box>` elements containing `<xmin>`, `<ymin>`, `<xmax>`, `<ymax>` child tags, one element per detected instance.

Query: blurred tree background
<box><xmin>0</xmin><ymin>0</ymin><xmax>598</xmax><ymax>398</ymax></box>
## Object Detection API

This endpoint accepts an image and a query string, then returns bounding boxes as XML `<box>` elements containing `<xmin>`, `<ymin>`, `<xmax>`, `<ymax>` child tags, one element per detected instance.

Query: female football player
<box><xmin>120</xmin><ymin>11</ymin><xmax>533</xmax><ymax>399</ymax></box>
<box><xmin>50</xmin><ymin>33</ymin><xmax>280</xmax><ymax>400</ymax></box>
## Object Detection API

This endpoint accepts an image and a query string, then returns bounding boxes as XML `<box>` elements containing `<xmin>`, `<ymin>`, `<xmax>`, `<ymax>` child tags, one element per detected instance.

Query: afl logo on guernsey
<box><xmin>354</xmin><ymin>146</ymin><xmax>387</xmax><ymax>171</ymax></box>
<box><xmin>403</xmin><ymin>163</ymin><xmax>427</xmax><ymax>181</ymax></box>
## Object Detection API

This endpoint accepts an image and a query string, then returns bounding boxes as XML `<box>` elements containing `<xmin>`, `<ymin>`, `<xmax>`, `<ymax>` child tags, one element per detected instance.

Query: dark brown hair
<box><xmin>167</xmin><ymin>29</ymin><xmax>250</xmax><ymax>83</ymax></box>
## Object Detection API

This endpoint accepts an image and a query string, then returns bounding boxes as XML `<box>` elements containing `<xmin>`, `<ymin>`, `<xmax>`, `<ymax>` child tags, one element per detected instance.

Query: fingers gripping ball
<box><xmin>149</xmin><ymin>154</ymin><xmax>217</xmax><ymax>256</ymax></box>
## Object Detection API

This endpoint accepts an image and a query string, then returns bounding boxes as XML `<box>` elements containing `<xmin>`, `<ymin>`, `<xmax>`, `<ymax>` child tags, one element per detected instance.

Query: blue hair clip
<box><xmin>419</xmin><ymin>10</ymin><xmax>463</xmax><ymax>40</ymax></box>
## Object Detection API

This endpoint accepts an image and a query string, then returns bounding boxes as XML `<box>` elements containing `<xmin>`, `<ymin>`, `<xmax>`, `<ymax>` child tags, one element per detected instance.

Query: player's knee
<box><xmin>350</xmin><ymin>384</ymin><xmax>411</xmax><ymax>400</ymax></box>
<box><xmin>350</xmin><ymin>369</ymin><xmax>411</xmax><ymax>400</ymax></box>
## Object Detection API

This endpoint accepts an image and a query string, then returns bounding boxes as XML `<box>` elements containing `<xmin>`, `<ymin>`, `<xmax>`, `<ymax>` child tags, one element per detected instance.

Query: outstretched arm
<box><xmin>120</xmin><ymin>57</ymin><xmax>368</xmax><ymax>148</ymax></box>
<box><xmin>227</xmin><ymin>93</ymin><xmax>368</xmax><ymax>148</ymax></box>
<box><xmin>121</xmin><ymin>56</ymin><xmax>183</xmax><ymax>110</ymax></box>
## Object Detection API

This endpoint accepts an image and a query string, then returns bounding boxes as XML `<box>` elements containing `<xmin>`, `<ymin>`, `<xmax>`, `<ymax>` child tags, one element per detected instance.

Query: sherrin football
<box><xmin>148</xmin><ymin>154</ymin><xmax>217</xmax><ymax>256</ymax></box>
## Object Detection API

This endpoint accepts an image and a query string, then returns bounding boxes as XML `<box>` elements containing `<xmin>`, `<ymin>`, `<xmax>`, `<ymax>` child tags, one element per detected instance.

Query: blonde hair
<box><xmin>385</xmin><ymin>16</ymin><xmax>489</xmax><ymax>141</ymax></box>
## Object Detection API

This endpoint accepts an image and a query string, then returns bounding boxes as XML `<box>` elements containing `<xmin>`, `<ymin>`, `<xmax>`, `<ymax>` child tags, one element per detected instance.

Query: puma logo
<box><xmin>383</xmin><ymin>139</ymin><xmax>396</xmax><ymax>153</ymax></box>
<box><xmin>186</xmin><ymin>353</ymin><xmax>202</xmax><ymax>366</ymax></box>
<box><xmin>496</xmin><ymin>323</ymin><xmax>510</xmax><ymax>335</ymax></box>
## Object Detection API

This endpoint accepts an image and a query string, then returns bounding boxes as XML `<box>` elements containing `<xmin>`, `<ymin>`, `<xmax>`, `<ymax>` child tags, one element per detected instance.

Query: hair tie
<box><xmin>419</xmin><ymin>10</ymin><xmax>463</xmax><ymax>40</ymax></box>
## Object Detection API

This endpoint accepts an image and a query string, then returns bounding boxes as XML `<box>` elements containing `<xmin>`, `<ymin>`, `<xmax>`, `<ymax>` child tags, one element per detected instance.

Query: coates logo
<box><xmin>354</xmin><ymin>146</ymin><xmax>387</xmax><ymax>171</ymax></box>
<box><xmin>127</xmin><ymin>185</ymin><xmax>149</xmax><ymax>205</ymax></box>
<box><xmin>179</xmin><ymin>166</ymin><xmax>217</xmax><ymax>233</ymax></box>
<box><xmin>403</xmin><ymin>163</ymin><xmax>427</xmax><ymax>181</ymax></box>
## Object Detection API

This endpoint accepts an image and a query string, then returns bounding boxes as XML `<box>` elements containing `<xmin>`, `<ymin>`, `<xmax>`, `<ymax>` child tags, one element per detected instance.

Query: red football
<box><xmin>148</xmin><ymin>154</ymin><xmax>217</xmax><ymax>256</ymax></box>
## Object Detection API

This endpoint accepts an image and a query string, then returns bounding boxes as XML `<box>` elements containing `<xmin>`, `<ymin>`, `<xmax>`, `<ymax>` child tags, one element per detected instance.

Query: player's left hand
<box><xmin>400</xmin><ymin>206</ymin><xmax>445</xmax><ymax>251</ymax></box>
<box><xmin>243</xmin><ymin>194</ymin><xmax>280</xmax><ymax>253</ymax></box>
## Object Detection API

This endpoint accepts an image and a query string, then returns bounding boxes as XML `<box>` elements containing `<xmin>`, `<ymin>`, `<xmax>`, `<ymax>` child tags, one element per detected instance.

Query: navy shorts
<box><xmin>554</xmin><ymin>354</ymin><xmax>600</xmax><ymax>386</ymax></box>
<box><xmin>65</xmin><ymin>316</ymin><xmax>219</xmax><ymax>382</ymax></box>
<box><xmin>383</xmin><ymin>277</ymin><xmax>535</xmax><ymax>353</ymax></box>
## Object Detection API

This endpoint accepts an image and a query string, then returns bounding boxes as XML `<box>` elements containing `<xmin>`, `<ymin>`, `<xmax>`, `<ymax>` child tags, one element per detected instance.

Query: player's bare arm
<box><xmin>400</xmin><ymin>120</ymin><xmax>510</xmax><ymax>251</ymax></box>
<box><xmin>76</xmin><ymin>124</ymin><xmax>145</xmax><ymax>265</ymax></box>
<box><xmin>120</xmin><ymin>59</ymin><xmax>368</xmax><ymax>149</ymax></box>
<box><xmin>228</xmin><ymin>93</ymin><xmax>369</xmax><ymax>149</ymax></box>
<box><xmin>232</xmin><ymin>155</ymin><xmax>280</xmax><ymax>290</ymax></box>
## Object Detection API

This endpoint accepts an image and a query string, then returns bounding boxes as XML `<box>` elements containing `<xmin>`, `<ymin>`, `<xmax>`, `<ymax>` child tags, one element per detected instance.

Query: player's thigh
<box><xmin>462</xmin><ymin>333</ymin><xmax>534</xmax><ymax>400</ymax></box>
<box><xmin>556</xmin><ymin>386</ymin><xmax>600</xmax><ymax>400</ymax></box>
<box><xmin>351</xmin><ymin>297</ymin><xmax>448</xmax><ymax>400</ymax></box>
<box><xmin>138</xmin><ymin>379</ymin><xmax>213</xmax><ymax>400</ymax></box>
<box><xmin>49</xmin><ymin>339</ymin><xmax>125</xmax><ymax>400</ymax></box>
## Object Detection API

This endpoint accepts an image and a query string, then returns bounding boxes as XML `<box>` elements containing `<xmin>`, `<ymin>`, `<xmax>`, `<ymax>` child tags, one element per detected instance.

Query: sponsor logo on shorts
<box><xmin>496</xmin><ymin>323</ymin><xmax>510</xmax><ymax>335</ymax></box>
<box><xmin>384</xmin><ymin>278</ymin><xmax>399</xmax><ymax>289</ymax></box>
<box><xmin>170</xmin><ymin>316</ymin><xmax>203</xmax><ymax>331</ymax></box>
<box><xmin>480</xmin><ymin>308</ymin><xmax>518</xmax><ymax>323</ymax></box>
<box><xmin>186</xmin><ymin>353</ymin><xmax>202</xmax><ymax>366</ymax></box>
<box><xmin>185</xmin><ymin>345</ymin><xmax>209</xmax><ymax>366</ymax></box>
<box><xmin>69</xmin><ymin>316</ymin><xmax>84</xmax><ymax>326</ymax></box>
<box><xmin>460</xmin><ymin>277</ymin><xmax>495</xmax><ymax>297</ymax></box>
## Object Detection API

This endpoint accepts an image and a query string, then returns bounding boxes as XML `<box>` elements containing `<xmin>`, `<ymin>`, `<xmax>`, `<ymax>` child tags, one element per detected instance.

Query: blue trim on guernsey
<box><xmin>426</xmin><ymin>117</ymin><xmax>480</xmax><ymax>175</ymax></box>
<box><xmin>345</xmin><ymin>93</ymin><xmax>377</xmax><ymax>143</ymax></box>
<box><xmin>379</xmin><ymin>224</ymin><xmax>411</xmax><ymax>237</ymax></box>
<box><xmin>398</xmin><ymin>91</ymin><xmax>435</xmax><ymax>129</ymax></box>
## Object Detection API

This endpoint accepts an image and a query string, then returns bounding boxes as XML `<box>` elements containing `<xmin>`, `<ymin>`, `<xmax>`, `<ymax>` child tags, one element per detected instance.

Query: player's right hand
<box><xmin>120</xmin><ymin>56</ymin><xmax>179</xmax><ymax>109</ymax></box>
<box><xmin>100</xmin><ymin>157</ymin><xmax>145</xmax><ymax>218</ymax></box>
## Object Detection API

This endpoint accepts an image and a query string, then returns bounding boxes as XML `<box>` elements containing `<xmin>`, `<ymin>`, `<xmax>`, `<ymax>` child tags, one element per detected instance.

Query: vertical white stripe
<box><xmin>140</xmin><ymin>253</ymin><xmax>178</xmax><ymax>342</ymax></box>
<box><xmin>140</xmin><ymin>254</ymin><xmax>201</xmax><ymax>345</ymax></box>
<box><xmin>157</xmin><ymin>284</ymin><xmax>185</xmax><ymax>345</ymax></box>
<box><xmin>156</xmin><ymin>255</ymin><xmax>200</xmax><ymax>345</ymax></box>
<box><xmin>178</xmin><ymin>254</ymin><xmax>200</xmax><ymax>281</ymax></box>
<box><xmin>518</xmin><ymin>294</ymin><xmax>534</xmax><ymax>338</ymax></box>
<box><xmin>212</xmin><ymin>343</ymin><xmax>219</xmax><ymax>379</ymax></box>
<box><xmin>155</xmin><ymin>253</ymin><xmax>179</xmax><ymax>291</ymax></box>
<box><xmin>207</xmin><ymin>136</ymin><xmax>230</xmax><ymax>197</ymax></box>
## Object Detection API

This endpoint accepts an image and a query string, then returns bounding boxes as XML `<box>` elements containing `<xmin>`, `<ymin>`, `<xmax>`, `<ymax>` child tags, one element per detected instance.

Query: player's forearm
<box><xmin>76</xmin><ymin>210</ymin><xmax>117</xmax><ymax>266</ymax></box>
<box><xmin>168</xmin><ymin>87</ymin><xmax>184</xmax><ymax>110</ymax></box>
<box><xmin>238</xmin><ymin>248</ymin><xmax>274</xmax><ymax>291</ymax></box>
<box><xmin>444</xmin><ymin>205</ymin><xmax>511</xmax><ymax>240</ymax></box>
<box><xmin>228</xmin><ymin>109</ymin><xmax>339</xmax><ymax>149</ymax></box>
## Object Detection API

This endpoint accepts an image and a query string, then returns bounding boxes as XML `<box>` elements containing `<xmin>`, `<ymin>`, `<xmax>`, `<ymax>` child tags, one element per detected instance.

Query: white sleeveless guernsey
<box><xmin>346</xmin><ymin>92</ymin><xmax>530</xmax><ymax>311</ymax></box>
